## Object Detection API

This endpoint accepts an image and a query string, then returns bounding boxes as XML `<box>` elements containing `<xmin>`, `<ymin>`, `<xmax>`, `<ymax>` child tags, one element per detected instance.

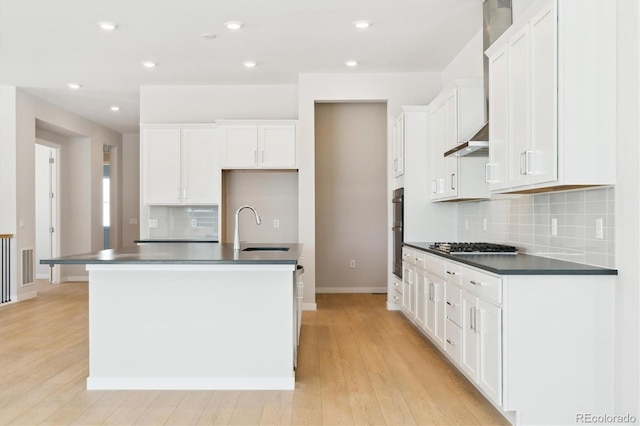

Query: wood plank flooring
<box><xmin>0</xmin><ymin>281</ymin><xmax>508</xmax><ymax>425</ymax></box>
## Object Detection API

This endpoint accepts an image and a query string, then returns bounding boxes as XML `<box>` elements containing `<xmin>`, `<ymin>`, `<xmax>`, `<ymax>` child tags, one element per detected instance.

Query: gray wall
<box><xmin>223</xmin><ymin>170</ymin><xmax>299</xmax><ymax>244</ymax></box>
<box><xmin>314</xmin><ymin>102</ymin><xmax>387</xmax><ymax>292</ymax></box>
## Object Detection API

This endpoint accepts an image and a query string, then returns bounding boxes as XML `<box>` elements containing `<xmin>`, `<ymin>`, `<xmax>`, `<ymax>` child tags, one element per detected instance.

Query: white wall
<box><xmin>614</xmin><ymin>0</ymin><xmax>640</xmax><ymax>417</ymax></box>
<box><xmin>140</xmin><ymin>85</ymin><xmax>298</xmax><ymax>123</ymax></box>
<box><xmin>441</xmin><ymin>29</ymin><xmax>484</xmax><ymax>87</ymax></box>
<box><xmin>298</xmin><ymin>72</ymin><xmax>443</xmax><ymax>308</ymax></box>
<box><xmin>0</xmin><ymin>88</ymin><xmax>122</xmax><ymax>296</ymax></box>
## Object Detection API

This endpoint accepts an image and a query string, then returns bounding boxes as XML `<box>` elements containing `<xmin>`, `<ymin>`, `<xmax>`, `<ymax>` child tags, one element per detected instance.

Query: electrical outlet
<box><xmin>274</xmin><ymin>219</ymin><xmax>280</xmax><ymax>229</ymax></box>
<box><xmin>349</xmin><ymin>259</ymin><xmax>356</xmax><ymax>268</ymax></box>
<box><xmin>551</xmin><ymin>217</ymin><xmax>558</xmax><ymax>236</ymax></box>
<box><xmin>191</xmin><ymin>219</ymin><xmax>197</xmax><ymax>228</ymax></box>
<box><xmin>148</xmin><ymin>219</ymin><xmax>158</xmax><ymax>229</ymax></box>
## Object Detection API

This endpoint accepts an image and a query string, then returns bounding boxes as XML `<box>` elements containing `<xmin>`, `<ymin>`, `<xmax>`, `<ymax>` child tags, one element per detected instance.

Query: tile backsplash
<box><xmin>457</xmin><ymin>187</ymin><xmax>615</xmax><ymax>268</ymax></box>
<box><xmin>149</xmin><ymin>206</ymin><xmax>218</xmax><ymax>240</ymax></box>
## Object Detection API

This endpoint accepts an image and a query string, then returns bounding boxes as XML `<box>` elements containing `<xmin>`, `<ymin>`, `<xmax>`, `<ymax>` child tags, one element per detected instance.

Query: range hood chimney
<box><xmin>447</xmin><ymin>0</ymin><xmax>512</xmax><ymax>157</ymax></box>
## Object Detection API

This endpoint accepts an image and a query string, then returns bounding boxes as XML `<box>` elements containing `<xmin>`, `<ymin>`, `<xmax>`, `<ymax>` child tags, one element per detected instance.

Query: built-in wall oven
<box><xmin>392</xmin><ymin>188</ymin><xmax>404</xmax><ymax>278</ymax></box>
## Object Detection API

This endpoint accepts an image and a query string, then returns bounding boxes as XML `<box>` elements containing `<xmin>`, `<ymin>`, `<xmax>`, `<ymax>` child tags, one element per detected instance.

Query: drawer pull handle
<box><xmin>446</xmin><ymin>271</ymin><xmax>457</xmax><ymax>275</ymax></box>
<box><xmin>446</xmin><ymin>301</ymin><xmax>457</xmax><ymax>307</ymax></box>
<box><xmin>470</xmin><ymin>280</ymin><xmax>483</xmax><ymax>286</ymax></box>
<box><xmin>446</xmin><ymin>339</ymin><xmax>455</xmax><ymax>346</ymax></box>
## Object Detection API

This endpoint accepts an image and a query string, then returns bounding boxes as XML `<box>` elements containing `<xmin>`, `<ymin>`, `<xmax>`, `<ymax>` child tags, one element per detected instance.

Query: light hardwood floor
<box><xmin>0</xmin><ymin>281</ymin><xmax>508</xmax><ymax>425</ymax></box>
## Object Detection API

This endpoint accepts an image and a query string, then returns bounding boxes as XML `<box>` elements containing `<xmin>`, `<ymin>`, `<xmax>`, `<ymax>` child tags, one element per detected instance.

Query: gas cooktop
<box><xmin>429</xmin><ymin>242</ymin><xmax>518</xmax><ymax>255</ymax></box>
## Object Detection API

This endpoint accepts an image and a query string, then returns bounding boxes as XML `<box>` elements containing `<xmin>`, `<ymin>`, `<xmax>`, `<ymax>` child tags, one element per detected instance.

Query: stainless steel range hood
<box><xmin>445</xmin><ymin>0</ymin><xmax>511</xmax><ymax>158</ymax></box>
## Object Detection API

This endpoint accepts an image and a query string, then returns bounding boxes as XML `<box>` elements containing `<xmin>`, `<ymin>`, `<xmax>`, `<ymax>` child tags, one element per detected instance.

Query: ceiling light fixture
<box><xmin>142</xmin><ymin>61</ymin><xmax>157</xmax><ymax>68</ymax></box>
<box><xmin>345</xmin><ymin>60</ymin><xmax>358</xmax><ymax>67</ymax></box>
<box><xmin>243</xmin><ymin>61</ymin><xmax>256</xmax><ymax>68</ymax></box>
<box><xmin>110</xmin><ymin>106</ymin><xmax>120</xmax><ymax>112</ymax></box>
<box><xmin>97</xmin><ymin>21</ymin><xmax>118</xmax><ymax>31</ymax></box>
<box><xmin>67</xmin><ymin>83</ymin><xmax>82</xmax><ymax>89</ymax></box>
<box><xmin>201</xmin><ymin>33</ymin><xmax>217</xmax><ymax>39</ymax></box>
<box><xmin>353</xmin><ymin>20</ymin><xmax>370</xmax><ymax>29</ymax></box>
<box><xmin>225</xmin><ymin>21</ymin><xmax>243</xmax><ymax>30</ymax></box>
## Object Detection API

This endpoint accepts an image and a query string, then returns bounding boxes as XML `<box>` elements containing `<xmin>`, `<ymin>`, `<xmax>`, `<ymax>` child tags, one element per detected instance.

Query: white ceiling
<box><xmin>0</xmin><ymin>0</ymin><xmax>482</xmax><ymax>134</ymax></box>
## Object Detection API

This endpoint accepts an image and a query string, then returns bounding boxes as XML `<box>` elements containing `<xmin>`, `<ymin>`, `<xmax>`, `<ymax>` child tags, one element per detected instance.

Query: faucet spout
<box><xmin>234</xmin><ymin>205</ymin><xmax>262</xmax><ymax>250</ymax></box>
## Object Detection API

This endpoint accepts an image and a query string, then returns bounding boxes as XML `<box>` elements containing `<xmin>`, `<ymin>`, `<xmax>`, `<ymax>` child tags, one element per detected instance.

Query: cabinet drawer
<box><xmin>460</xmin><ymin>266</ymin><xmax>502</xmax><ymax>304</ymax></box>
<box><xmin>402</xmin><ymin>248</ymin><xmax>415</xmax><ymax>266</ymax></box>
<box><xmin>391</xmin><ymin>289</ymin><xmax>402</xmax><ymax>305</ymax></box>
<box><xmin>392</xmin><ymin>279</ymin><xmax>403</xmax><ymax>295</ymax></box>
<box><xmin>445</xmin><ymin>319</ymin><xmax>461</xmax><ymax>366</ymax></box>
<box><xmin>445</xmin><ymin>283</ymin><xmax>462</xmax><ymax>326</ymax></box>
<box><xmin>413</xmin><ymin>251</ymin><xmax>426</xmax><ymax>270</ymax></box>
<box><xmin>444</xmin><ymin>261</ymin><xmax>462</xmax><ymax>285</ymax></box>
<box><xmin>425</xmin><ymin>254</ymin><xmax>445</xmax><ymax>278</ymax></box>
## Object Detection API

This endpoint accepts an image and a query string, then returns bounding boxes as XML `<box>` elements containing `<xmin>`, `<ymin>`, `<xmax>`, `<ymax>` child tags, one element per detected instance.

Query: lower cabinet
<box><xmin>399</xmin><ymin>247</ymin><xmax>615</xmax><ymax>425</ymax></box>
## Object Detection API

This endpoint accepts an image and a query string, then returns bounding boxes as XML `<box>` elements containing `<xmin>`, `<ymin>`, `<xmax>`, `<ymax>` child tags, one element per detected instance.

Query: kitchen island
<box><xmin>41</xmin><ymin>242</ymin><xmax>303</xmax><ymax>390</ymax></box>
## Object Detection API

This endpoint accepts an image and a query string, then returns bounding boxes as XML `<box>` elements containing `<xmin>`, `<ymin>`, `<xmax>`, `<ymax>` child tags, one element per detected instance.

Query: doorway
<box><xmin>314</xmin><ymin>102</ymin><xmax>388</xmax><ymax>293</ymax></box>
<box><xmin>103</xmin><ymin>146</ymin><xmax>111</xmax><ymax>249</ymax></box>
<box><xmin>35</xmin><ymin>142</ymin><xmax>60</xmax><ymax>283</ymax></box>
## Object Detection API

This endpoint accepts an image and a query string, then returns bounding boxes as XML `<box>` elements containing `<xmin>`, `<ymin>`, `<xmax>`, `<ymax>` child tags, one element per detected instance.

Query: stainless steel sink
<box><xmin>242</xmin><ymin>247</ymin><xmax>290</xmax><ymax>252</ymax></box>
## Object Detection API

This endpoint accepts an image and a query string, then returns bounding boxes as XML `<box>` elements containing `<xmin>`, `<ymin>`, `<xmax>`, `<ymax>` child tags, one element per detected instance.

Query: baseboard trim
<box><xmin>302</xmin><ymin>302</ymin><xmax>317</xmax><ymax>311</ymax></box>
<box><xmin>315</xmin><ymin>287</ymin><xmax>387</xmax><ymax>294</ymax></box>
<box><xmin>87</xmin><ymin>376</ymin><xmax>295</xmax><ymax>390</ymax></box>
<box><xmin>386</xmin><ymin>302</ymin><xmax>401</xmax><ymax>311</ymax></box>
<box><xmin>62</xmin><ymin>276</ymin><xmax>89</xmax><ymax>283</ymax></box>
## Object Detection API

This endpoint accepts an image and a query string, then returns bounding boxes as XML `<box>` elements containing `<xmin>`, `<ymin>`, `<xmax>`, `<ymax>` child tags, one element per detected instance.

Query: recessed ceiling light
<box><xmin>67</xmin><ymin>83</ymin><xmax>82</xmax><ymax>89</ymax></box>
<box><xmin>142</xmin><ymin>61</ymin><xmax>157</xmax><ymax>68</ymax></box>
<box><xmin>353</xmin><ymin>20</ymin><xmax>370</xmax><ymax>29</ymax></box>
<box><xmin>201</xmin><ymin>33</ymin><xmax>217</xmax><ymax>39</ymax></box>
<box><xmin>345</xmin><ymin>60</ymin><xmax>358</xmax><ymax>67</ymax></box>
<box><xmin>97</xmin><ymin>21</ymin><xmax>118</xmax><ymax>31</ymax></box>
<box><xmin>243</xmin><ymin>61</ymin><xmax>256</xmax><ymax>68</ymax></box>
<box><xmin>225</xmin><ymin>21</ymin><xmax>243</xmax><ymax>30</ymax></box>
<box><xmin>110</xmin><ymin>106</ymin><xmax>120</xmax><ymax>112</ymax></box>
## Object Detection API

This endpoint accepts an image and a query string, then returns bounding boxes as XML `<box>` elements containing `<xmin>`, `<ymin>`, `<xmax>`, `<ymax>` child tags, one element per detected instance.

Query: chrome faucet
<box><xmin>234</xmin><ymin>205</ymin><xmax>262</xmax><ymax>250</ymax></box>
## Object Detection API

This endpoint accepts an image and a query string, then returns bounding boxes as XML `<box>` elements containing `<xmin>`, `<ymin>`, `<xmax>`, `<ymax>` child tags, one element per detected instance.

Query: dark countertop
<box><xmin>135</xmin><ymin>239</ymin><xmax>219</xmax><ymax>243</ymax></box>
<box><xmin>405</xmin><ymin>242</ymin><xmax>618</xmax><ymax>276</ymax></box>
<box><xmin>40</xmin><ymin>243</ymin><xmax>303</xmax><ymax>265</ymax></box>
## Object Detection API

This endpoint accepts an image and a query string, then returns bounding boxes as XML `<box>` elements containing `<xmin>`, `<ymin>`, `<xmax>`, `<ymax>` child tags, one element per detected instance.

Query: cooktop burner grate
<box><xmin>429</xmin><ymin>242</ymin><xmax>518</xmax><ymax>255</ymax></box>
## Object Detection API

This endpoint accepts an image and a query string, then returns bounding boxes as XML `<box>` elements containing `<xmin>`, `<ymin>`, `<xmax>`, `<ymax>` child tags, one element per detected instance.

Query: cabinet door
<box><xmin>425</xmin><ymin>273</ymin><xmax>445</xmax><ymax>348</ymax></box>
<box><xmin>222</xmin><ymin>125</ymin><xmax>258</xmax><ymax>167</ymax></box>
<box><xmin>529</xmin><ymin>4</ymin><xmax>557</xmax><ymax>185</ymax></box>
<box><xmin>401</xmin><ymin>264</ymin><xmax>413</xmax><ymax>317</ymax></box>
<box><xmin>461</xmin><ymin>291</ymin><xmax>479</xmax><ymax>380</ymax></box>
<box><xmin>181</xmin><ymin>128</ymin><xmax>220</xmax><ymax>204</ymax></box>
<box><xmin>428</xmin><ymin>109</ymin><xmax>441</xmax><ymax>200</ymax></box>
<box><xmin>488</xmin><ymin>46</ymin><xmax>510</xmax><ymax>191</ymax></box>
<box><xmin>414</xmin><ymin>268</ymin><xmax>427</xmax><ymax>329</ymax></box>
<box><xmin>478</xmin><ymin>299</ymin><xmax>502</xmax><ymax>405</ymax></box>
<box><xmin>143</xmin><ymin>128</ymin><xmax>182</xmax><ymax>204</ymax></box>
<box><xmin>259</xmin><ymin>125</ymin><xmax>296</xmax><ymax>168</ymax></box>
<box><xmin>508</xmin><ymin>27</ymin><xmax>531</xmax><ymax>188</ymax></box>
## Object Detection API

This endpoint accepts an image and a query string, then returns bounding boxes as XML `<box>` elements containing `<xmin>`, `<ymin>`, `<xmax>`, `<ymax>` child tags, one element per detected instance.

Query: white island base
<box><xmin>86</xmin><ymin>263</ymin><xmax>296</xmax><ymax>390</ymax></box>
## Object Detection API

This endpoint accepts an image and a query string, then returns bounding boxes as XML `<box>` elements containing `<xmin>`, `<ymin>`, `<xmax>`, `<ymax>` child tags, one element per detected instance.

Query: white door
<box><xmin>508</xmin><ymin>27</ymin><xmax>531</xmax><ymax>188</ymax></box>
<box><xmin>461</xmin><ymin>291</ymin><xmax>479</xmax><ymax>380</ymax></box>
<box><xmin>478</xmin><ymin>299</ymin><xmax>502</xmax><ymax>405</ymax></box>
<box><xmin>488</xmin><ymin>46</ymin><xmax>510</xmax><ymax>191</ymax></box>
<box><xmin>35</xmin><ymin>143</ymin><xmax>60</xmax><ymax>283</ymax></box>
<box><xmin>143</xmin><ymin>128</ymin><xmax>182</xmax><ymax>204</ymax></box>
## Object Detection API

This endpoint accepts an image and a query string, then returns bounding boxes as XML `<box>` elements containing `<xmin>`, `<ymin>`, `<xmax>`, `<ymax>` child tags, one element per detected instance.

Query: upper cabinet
<box><xmin>219</xmin><ymin>121</ymin><xmax>297</xmax><ymax>169</ymax></box>
<box><xmin>141</xmin><ymin>124</ymin><xmax>220</xmax><ymax>205</ymax></box>
<box><xmin>428</xmin><ymin>80</ymin><xmax>488</xmax><ymax>201</ymax></box>
<box><xmin>485</xmin><ymin>0</ymin><xmax>616</xmax><ymax>193</ymax></box>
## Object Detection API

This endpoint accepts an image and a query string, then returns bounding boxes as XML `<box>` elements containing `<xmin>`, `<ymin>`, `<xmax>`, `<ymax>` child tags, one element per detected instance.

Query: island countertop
<box><xmin>40</xmin><ymin>242</ymin><xmax>303</xmax><ymax>265</ymax></box>
<box><xmin>405</xmin><ymin>242</ymin><xmax>618</xmax><ymax>275</ymax></box>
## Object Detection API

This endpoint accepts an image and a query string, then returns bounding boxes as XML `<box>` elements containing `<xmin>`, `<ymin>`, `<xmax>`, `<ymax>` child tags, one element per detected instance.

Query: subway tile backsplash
<box><xmin>457</xmin><ymin>187</ymin><xmax>615</xmax><ymax>268</ymax></box>
<box><xmin>149</xmin><ymin>206</ymin><xmax>218</xmax><ymax>240</ymax></box>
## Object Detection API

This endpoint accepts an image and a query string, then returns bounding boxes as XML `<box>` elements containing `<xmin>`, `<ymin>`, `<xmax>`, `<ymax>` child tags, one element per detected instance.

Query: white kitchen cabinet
<box><xmin>220</xmin><ymin>122</ymin><xmax>296</xmax><ymax>169</ymax></box>
<box><xmin>424</xmin><ymin>272</ymin><xmax>445</xmax><ymax>349</ymax></box>
<box><xmin>461</xmin><ymin>290</ymin><xmax>502</xmax><ymax>406</ymax></box>
<box><xmin>141</xmin><ymin>125</ymin><xmax>220</xmax><ymax>205</ymax></box>
<box><xmin>428</xmin><ymin>80</ymin><xmax>488</xmax><ymax>201</ymax></box>
<box><xmin>400</xmin><ymin>246</ymin><xmax>615</xmax><ymax>424</ymax></box>
<box><xmin>414</xmin><ymin>267</ymin><xmax>427</xmax><ymax>329</ymax></box>
<box><xmin>401</xmin><ymin>248</ymin><xmax>415</xmax><ymax>319</ymax></box>
<box><xmin>391</xmin><ymin>114</ymin><xmax>404</xmax><ymax>177</ymax></box>
<box><xmin>486</xmin><ymin>0</ymin><xmax>616</xmax><ymax>193</ymax></box>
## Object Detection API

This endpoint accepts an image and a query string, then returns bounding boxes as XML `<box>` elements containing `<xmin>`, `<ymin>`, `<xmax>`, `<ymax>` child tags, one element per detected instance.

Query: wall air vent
<box><xmin>21</xmin><ymin>248</ymin><xmax>34</xmax><ymax>286</ymax></box>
